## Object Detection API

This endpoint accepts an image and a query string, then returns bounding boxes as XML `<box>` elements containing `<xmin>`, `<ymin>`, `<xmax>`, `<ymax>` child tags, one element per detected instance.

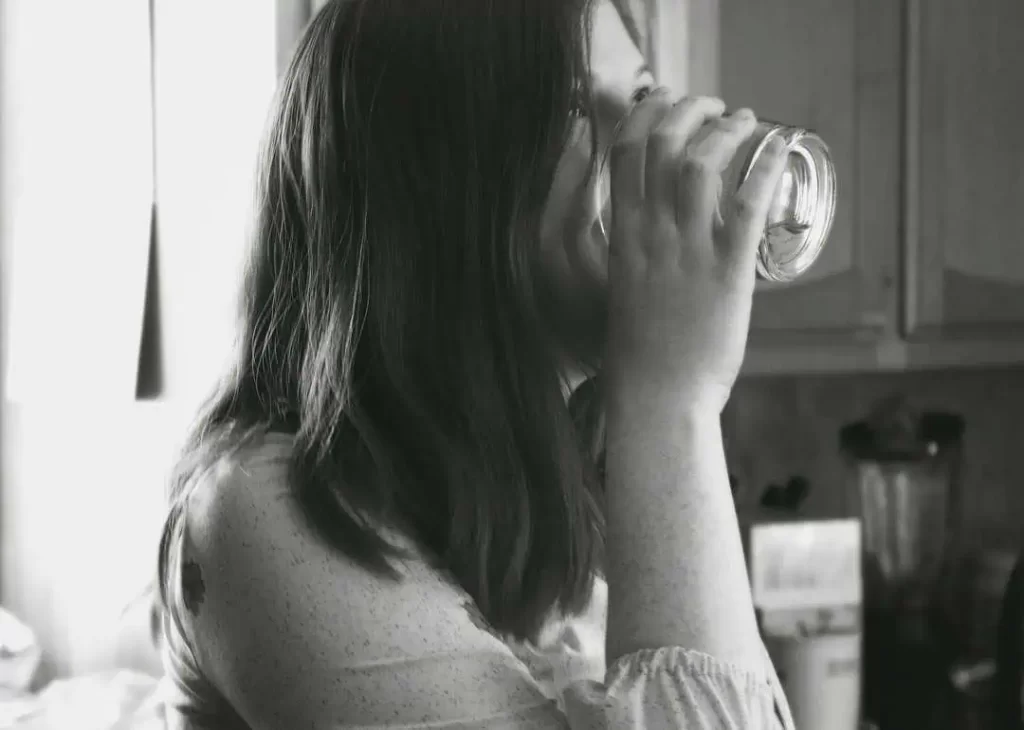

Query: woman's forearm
<box><xmin>601</xmin><ymin>387</ymin><xmax>762</xmax><ymax>668</ymax></box>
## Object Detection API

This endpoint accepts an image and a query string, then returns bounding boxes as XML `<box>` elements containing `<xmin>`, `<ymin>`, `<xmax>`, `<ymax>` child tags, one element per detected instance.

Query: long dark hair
<box><xmin>157</xmin><ymin>0</ymin><xmax>604</xmax><ymax>642</ymax></box>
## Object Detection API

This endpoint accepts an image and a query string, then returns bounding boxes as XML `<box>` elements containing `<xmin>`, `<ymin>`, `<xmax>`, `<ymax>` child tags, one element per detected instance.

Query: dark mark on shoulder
<box><xmin>182</xmin><ymin>559</ymin><xmax>206</xmax><ymax>617</ymax></box>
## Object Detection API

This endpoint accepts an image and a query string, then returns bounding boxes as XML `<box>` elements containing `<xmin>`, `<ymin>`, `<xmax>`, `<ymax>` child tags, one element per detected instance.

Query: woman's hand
<box><xmin>603</xmin><ymin>92</ymin><xmax>789</xmax><ymax>414</ymax></box>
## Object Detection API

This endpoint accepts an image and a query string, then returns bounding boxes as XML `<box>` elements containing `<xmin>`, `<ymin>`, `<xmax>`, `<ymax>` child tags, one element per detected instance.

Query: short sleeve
<box><xmin>563</xmin><ymin>646</ymin><xmax>794</xmax><ymax>730</ymax></box>
<box><xmin>513</xmin><ymin>577</ymin><xmax>794</xmax><ymax>730</ymax></box>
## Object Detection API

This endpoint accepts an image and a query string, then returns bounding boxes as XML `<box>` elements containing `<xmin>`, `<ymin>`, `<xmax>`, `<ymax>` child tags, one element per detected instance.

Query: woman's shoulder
<box><xmin>164</xmin><ymin>429</ymin><xmax>560</xmax><ymax>725</ymax></box>
<box><xmin>166</xmin><ymin>428</ymin><xmax>294</xmax><ymax>570</ymax></box>
<box><xmin>169</xmin><ymin>429</ymin><xmax>538</xmax><ymax>691</ymax></box>
<box><xmin>183</xmin><ymin>428</ymin><xmax>294</xmax><ymax>525</ymax></box>
<box><xmin>177</xmin><ymin>429</ymin><xmax>492</xmax><ymax>645</ymax></box>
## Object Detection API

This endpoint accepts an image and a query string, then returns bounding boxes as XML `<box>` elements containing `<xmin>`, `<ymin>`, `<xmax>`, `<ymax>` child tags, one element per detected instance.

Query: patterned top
<box><xmin>159</xmin><ymin>431</ymin><xmax>794</xmax><ymax>729</ymax></box>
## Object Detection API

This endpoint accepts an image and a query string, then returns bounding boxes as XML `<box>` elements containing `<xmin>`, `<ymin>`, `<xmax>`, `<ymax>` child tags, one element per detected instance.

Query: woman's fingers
<box><xmin>608</xmin><ymin>93</ymin><xmax>784</xmax><ymax>275</ymax></box>
<box><xmin>643</xmin><ymin>97</ymin><xmax>729</xmax><ymax>223</ymax></box>
<box><xmin>606</xmin><ymin>88</ymin><xmax>673</xmax><ymax>254</ymax></box>
<box><xmin>674</xmin><ymin>109</ymin><xmax>758</xmax><ymax>232</ymax></box>
<box><xmin>722</xmin><ymin>133</ymin><xmax>790</xmax><ymax>270</ymax></box>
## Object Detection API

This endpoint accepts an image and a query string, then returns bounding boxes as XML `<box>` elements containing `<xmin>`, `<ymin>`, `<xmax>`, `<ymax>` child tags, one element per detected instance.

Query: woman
<box><xmin>156</xmin><ymin>0</ymin><xmax>794</xmax><ymax>727</ymax></box>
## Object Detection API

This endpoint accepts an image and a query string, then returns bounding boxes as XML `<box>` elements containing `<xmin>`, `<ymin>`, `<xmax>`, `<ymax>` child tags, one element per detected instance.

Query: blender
<box><xmin>840</xmin><ymin>396</ymin><xmax>965</xmax><ymax>730</ymax></box>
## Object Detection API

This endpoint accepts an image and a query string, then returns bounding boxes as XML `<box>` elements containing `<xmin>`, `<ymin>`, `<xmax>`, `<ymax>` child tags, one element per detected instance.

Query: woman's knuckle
<box><xmin>679</xmin><ymin>155</ymin><xmax>715</xmax><ymax>181</ymax></box>
<box><xmin>731</xmin><ymin>193</ymin><xmax>757</xmax><ymax>219</ymax></box>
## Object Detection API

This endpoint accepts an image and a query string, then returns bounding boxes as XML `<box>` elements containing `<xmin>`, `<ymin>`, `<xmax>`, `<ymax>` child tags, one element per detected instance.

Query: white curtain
<box><xmin>2</xmin><ymin>0</ymin><xmax>154</xmax><ymax>402</ymax></box>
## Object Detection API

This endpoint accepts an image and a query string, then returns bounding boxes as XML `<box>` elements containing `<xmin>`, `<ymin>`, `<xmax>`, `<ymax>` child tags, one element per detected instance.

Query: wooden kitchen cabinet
<box><xmin>650</xmin><ymin>0</ymin><xmax>1024</xmax><ymax>374</ymax></box>
<box><xmin>720</xmin><ymin>0</ymin><xmax>901</xmax><ymax>352</ymax></box>
<box><xmin>651</xmin><ymin>0</ymin><xmax>903</xmax><ymax>373</ymax></box>
<box><xmin>905</xmin><ymin>0</ymin><xmax>1024</xmax><ymax>345</ymax></box>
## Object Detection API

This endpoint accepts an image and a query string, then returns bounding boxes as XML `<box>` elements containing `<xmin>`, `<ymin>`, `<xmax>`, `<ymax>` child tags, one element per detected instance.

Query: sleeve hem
<box><xmin>606</xmin><ymin>646</ymin><xmax>776</xmax><ymax>691</ymax></box>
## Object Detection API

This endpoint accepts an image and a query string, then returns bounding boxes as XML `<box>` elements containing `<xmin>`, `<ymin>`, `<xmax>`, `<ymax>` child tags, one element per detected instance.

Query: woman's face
<box><xmin>539</xmin><ymin>0</ymin><xmax>656</xmax><ymax>384</ymax></box>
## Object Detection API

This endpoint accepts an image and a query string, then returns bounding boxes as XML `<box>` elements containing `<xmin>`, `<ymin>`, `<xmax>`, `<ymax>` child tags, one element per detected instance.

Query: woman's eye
<box><xmin>630</xmin><ymin>84</ymin><xmax>655</xmax><ymax>104</ymax></box>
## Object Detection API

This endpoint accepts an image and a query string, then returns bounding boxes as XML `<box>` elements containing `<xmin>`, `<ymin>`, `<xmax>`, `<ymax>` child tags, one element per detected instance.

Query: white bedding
<box><xmin>0</xmin><ymin>670</ymin><xmax>164</xmax><ymax>729</ymax></box>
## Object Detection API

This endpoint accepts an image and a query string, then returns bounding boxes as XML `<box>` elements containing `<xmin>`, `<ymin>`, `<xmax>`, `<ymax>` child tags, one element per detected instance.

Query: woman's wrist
<box><xmin>603</xmin><ymin>375</ymin><xmax>725</xmax><ymax>430</ymax></box>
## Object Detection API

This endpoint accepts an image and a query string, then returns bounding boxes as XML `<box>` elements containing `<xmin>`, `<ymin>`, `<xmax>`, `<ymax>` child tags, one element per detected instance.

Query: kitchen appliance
<box><xmin>840</xmin><ymin>396</ymin><xmax>965</xmax><ymax>730</ymax></box>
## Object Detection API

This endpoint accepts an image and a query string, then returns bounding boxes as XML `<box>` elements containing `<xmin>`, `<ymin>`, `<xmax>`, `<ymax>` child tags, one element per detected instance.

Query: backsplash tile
<box><xmin>723</xmin><ymin>366</ymin><xmax>1024</xmax><ymax>551</ymax></box>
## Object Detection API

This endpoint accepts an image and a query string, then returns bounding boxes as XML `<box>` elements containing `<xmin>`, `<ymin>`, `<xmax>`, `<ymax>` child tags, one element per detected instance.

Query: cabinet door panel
<box><xmin>907</xmin><ymin>0</ymin><xmax>1024</xmax><ymax>341</ymax></box>
<box><xmin>719</xmin><ymin>0</ymin><xmax>900</xmax><ymax>346</ymax></box>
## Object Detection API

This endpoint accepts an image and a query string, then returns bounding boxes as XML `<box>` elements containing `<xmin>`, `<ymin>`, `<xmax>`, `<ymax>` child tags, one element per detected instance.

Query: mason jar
<box><xmin>594</xmin><ymin>115</ymin><xmax>837</xmax><ymax>283</ymax></box>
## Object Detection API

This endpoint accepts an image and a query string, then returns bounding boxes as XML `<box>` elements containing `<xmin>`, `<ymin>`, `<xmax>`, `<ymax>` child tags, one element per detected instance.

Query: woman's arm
<box><xmin>597</xmin><ymin>91</ymin><xmax>788</xmax><ymax>669</ymax></box>
<box><xmin>603</xmin><ymin>399</ymin><xmax>760</xmax><ymax>667</ymax></box>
